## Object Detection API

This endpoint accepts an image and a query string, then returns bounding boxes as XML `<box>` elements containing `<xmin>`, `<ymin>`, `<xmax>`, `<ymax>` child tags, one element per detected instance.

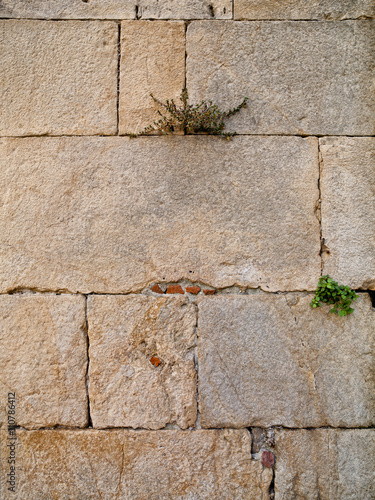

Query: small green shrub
<box><xmin>310</xmin><ymin>275</ymin><xmax>358</xmax><ymax>316</ymax></box>
<box><xmin>130</xmin><ymin>88</ymin><xmax>248</xmax><ymax>139</ymax></box>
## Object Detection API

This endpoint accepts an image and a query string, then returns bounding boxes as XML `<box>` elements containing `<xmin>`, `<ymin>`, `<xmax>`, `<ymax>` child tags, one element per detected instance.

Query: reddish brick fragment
<box><xmin>261</xmin><ymin>450</ymin><xmax>275</xmax><ymax>468</ymax></box>
<box><xmin>150</xmin><ymin>356</ymin><xmax>162</xmax><ymax>367</ymax></box>
<box><xmin>166</xmin><ymin>284</ymin><xmax>184</xmax><ymax>294</ymax></box>
<box><xmin>203</xmin><ymin>289</ymin><xmax>215</xmax><ymax>295</ymax></box>
<box><xmin>186</xmin><ymin>286</ymin><xmax>201</xmax><ymax>295</ymax></box>
<box><xmin>151</xmin><ymin>284</ymin><xmax>164</xmax><ymax>294</ymax></box>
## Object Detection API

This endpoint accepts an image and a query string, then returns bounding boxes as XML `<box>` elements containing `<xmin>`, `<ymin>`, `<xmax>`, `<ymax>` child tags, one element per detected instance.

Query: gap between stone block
<box><xmin>317</xmin><ymin>137</ymin><xmax>324</xmax><ymax>276</ymax></box>
<box><xmin>193</xmin><ymin>302</ymin><xmax>201</xmax><ymax>429</ymax></box>
<box><xmin>116</xmin><ymin>22</ymin><xmax>121</xmax><ymax>135</ymax></box>
<box><xmin>84</xmin><ymin>294</ymin><xmax>93</xmax><ymax>428</ymax></box>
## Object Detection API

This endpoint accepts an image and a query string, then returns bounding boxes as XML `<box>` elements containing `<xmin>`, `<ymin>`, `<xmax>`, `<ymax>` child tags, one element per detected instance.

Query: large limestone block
<box><xmin>198</xmin><ymin>294</ymin><xmax>374</xmax><ymax>428</ymax></box>
<box><xmin>235</xmin><ymin>0</ymin><xmax>375</xmax><ymax>20</ymax></box>
<box><xmin>137</xmin><ymin>0</ymin><xmax>232</xmax><ymax>19</ymax></box>
<box><xmin>0</xmin><ymin>429</ymin><xmax>125</xmax><ymax>499</ymax></box>
<box><xmin>187</xmin><ymin>21</ymin><xmax>375</xmax><ymax>136</ymax></box>
<box><xmin>321</xmin><ymin>137</ymin><xmax>375</xmax><ymax>289</ymax></box>
<box><xmin>0</xmin><ymin>295</ymin><xmax>88</xmax><ymax>429</ymax></box>
<box><xmin>119</xmin><ymin>21</ymin><xmax>185</xmax><ymax>135</ymax></box>
<box><xmin>87</xmin><ymin>295</ymin><xmax>197</xmax><ymax>429</ymax></box>
<box><xmin>0</xmin><ymin>429</ymin><xmax>272</xmax><ymax>499</ymax></box>
<box><xmin>0</xmin><ymin>21</ymin><xmax>117</xmax><ymax>136</ymax></box>
<box><xmin>274</xmin><ymin>428</ymin><xmax>375</xmax><ymax>499</ymax></box>
<box><xmin>0</xmin><ymin>136</ymin><xmax>320</xmax><ymax>293</ymax></box>
<box><xmin>0</xmin><ymin>0</ymin><xmax>232</xmax><ymax>19</ymax></box>
<box><xmin>0</xmin><ymin>0</ymin><xmax>135</xmax><ymax>19</ymax></box>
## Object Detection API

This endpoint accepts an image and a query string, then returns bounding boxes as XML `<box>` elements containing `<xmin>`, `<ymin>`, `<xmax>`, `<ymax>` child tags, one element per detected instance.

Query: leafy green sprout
<box><xmin>310</xmin><ymin>275</ymin><xmax>358</xmax><ymax>316</ymax></box>
<box><xmin>130</xmin><ymin>88</ymin><xmax>248</xmax><ymax>139</ymax></box>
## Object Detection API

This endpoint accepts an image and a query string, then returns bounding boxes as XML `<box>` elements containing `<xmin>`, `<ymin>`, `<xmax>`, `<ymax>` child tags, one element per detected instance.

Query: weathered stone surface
<box><xmin>198</xmin><ymin>294</ymin><xmax>374</xmax><ymax>428</ymax></box>
<box><xmin>235</xmin><ymin>0</ymin><xmax>375</xmax><ymax>20</ymax></box>
<box><xmin>0</xmin><ymin>429</ymin><xmax>272</xmax><ymax>499</ymax></box>
<box><xmin>0</xmin><ymin>0</ymin><xmax>135</xmax><ymax>19</ymax></box>
<box><xmin>0</xmin><ymin>0</ymin><xmax>232</xmax><ymax>19</ymax></box>
<box><xmin>275</xmin><ymin>428</ymin><xmax>375</xmax><ymax>499</ymax></box>
<box><xmin>187</xmin><ymin>21</ymin><xmax>375</xmax><ymax>135</ymax></box>
<box><xmin>119</xmin><ymin>21</ymin><xmax>185</xmax><ymax>135</ymax></box>
<box><xmin>0</xmin><ymin>136</ymin><xmax>320</xmax><ymax>293</ymax></box>
<box><xmin>88</xmin><ymin>295</ymin><xmax>197</xmax><ymax>429</ymax></box>
<box><xmin>0</xmin><ymin>21</ymin><xmax>117</xmax><ymax>136</ymax></box>
<box><xmin>138</xmin><ymin>0</ymin><xmax>232</xmax><ymax>19</ymax></box>
<box><xmin>321</xmin><ymin>137</ymin><xmax>375</xmax><ymax>289</ymax></box>
<box><xmin>0</xmin><ymin>295</ymin><xmax>87</xmax><ymax>429</ymax></box>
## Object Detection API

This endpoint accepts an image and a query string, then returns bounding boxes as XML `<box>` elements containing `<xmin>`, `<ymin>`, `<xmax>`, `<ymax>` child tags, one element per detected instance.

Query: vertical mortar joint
<box><xmin>116</xmin><ymin>22</ymin><xmax>121</xmax><ymax>135</ymax></box>
<box><xmin>84</xmin><ymin>294</ymin><xmax>93</xmax><ymax>428</ymax></box>
<box><xmin>317</xmin><ymin>138</ymin><xmax>323</xmax><ymax>276</ymax></box>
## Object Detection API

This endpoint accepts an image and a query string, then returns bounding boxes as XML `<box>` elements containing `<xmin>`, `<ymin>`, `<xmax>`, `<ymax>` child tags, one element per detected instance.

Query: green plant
<box><xmin>310</xmin><ymin>275</ymin><xmax>358</xmax><ymax>316</ymax></box>
<box><xmin>131</xmin><ymin>88</ymin><xmax>248</xmax><ymax>139</ymax></box>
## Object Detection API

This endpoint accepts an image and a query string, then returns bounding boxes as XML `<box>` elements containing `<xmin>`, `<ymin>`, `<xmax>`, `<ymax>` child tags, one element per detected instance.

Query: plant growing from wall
<box><xmin>130</xmin><ymin>88</ymin><xmax>248</xmax><ymax>139</ymax></box>
<box><xmin>310</xmin><ymin>275</ymin><xmax>358</xmax><ymax>316</ymax></box>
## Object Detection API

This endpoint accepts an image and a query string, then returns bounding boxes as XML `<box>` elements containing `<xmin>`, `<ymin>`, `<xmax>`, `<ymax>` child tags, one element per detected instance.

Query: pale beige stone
<box><xmin>235</xmin><ymin>0</ymin><xmax>375</xmax><ymax>20</ymax></box>
<box><xmin>119</xmin><ymin>21</ymin><xmax>185</xmax><ymax>135</ymax></box>
<box><xmin>321</xmin><ymin>137</ymin><xmax>375</xmax><ymax>289</ymax></box>
<box><xmin>0</xmin><ymin>21</ymin><xmax>117</xmax><ymax>136</ymax></box>
<box><xmin>0</xmin><ymin>295</ymin><xmax>88</xmax><ymax>429</ymax></box>
<box><xmin>87</xmin><ymin>295</ymin><xmax>197</xmax><ymax>429</ymax></box>
<box><xmin>187</xmin><ymin>21</ymin><xmax>375</xmax><ymax>135</ymax></box>
<box><xmin>0</xmin><ymin>136</ymin><xmax>320</xmax><ymax>293</ymax></box>
<box><xmin>0</xmin><ymin>429</ymin><xmax>124</xmax><ymax>499</ymax></box>
<box><xmin>0</xmin><ymin>428</ymin><xmax>272</xmax><ymax>499</ymax></box>
<box><xmin>275</xmin><ymin>428</ymin><xmax>375</xmax><ymax>499</ymax></box>
<box><xmin>138</xmin><ymin>0</ymin><xmax>232</xmax><ymax>19</ymax></box>
<box><xmin>198</xmin><ymin>294</ymin><xmax>374</xmax><ymax>428</ymax></box>
<box><xmin>0</xmin><ymin>0</ymin><xmax>135</xmax><ymax>19</ymax></box>
<box><xmin>0</xmin><ymin>0</ymin><xmax>232</xmax><ymax>19</ymax></box>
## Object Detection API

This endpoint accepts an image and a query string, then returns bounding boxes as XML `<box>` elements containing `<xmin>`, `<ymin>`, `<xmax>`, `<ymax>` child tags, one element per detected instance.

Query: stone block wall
<box><xmin>0</xmin><ymin>2</ymin><xmax>374</xmax><ymax>498</ymax></box>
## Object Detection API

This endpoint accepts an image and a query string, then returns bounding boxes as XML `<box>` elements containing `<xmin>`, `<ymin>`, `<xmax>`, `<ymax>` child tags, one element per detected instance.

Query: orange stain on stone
<box><xmin>150</xmin><ymin>356</ymin><xmax>162</xmax><ymax>367</ymax></box>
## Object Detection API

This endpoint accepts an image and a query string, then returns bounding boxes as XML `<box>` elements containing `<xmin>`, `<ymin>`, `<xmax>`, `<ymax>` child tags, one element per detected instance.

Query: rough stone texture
<box><xmin>187</xmin><ymin>21</ymin><xmax>375</xmax><ymax>136</ymax></box>
<box><xmin>119</xmin><ymin>21</ymin><xmax>185</xmax><ymax>135</ymax></box>
<box><xmin>198</xmin><ymin>294</ymin><xmax>374</xmax><ymax>428</ymax></box>
<box><xmin>0</xmin><ymin>136</ymin><xmax>320</xmax><ymax>293</ymax></box>
<box><xmin>235</xmin><ymin>0</ymin><xmax>375</xmax><ymax>20</ymax></box>
<box><xmin>321</xmin><ymin>137</ymin><xmax>375</xmax><ymax>290</ymax></box>
<box><xmin>0</xmin><ymin>429</ymin><xmax>272</xmax><ymax>499</ymax></box>
<box><xmin>0</xmin><ymin>21</ymin><xmax>117</xmax><ymax>136</ymax></box>
<box><xmin>138</xmin><ymin>0</ymin><xmax>232</xmax><ymax>19</ymax></box>
<box><xmin>0</xmin><ymin>295</ymin><xmax>87</xmax><ymax>429</ymax></box>
<box><xmin>0</xmin><ymin>1</ymin><xmax>135</xmax><ymax>19</ymax></box>
<box><xmin>275</xmin><ymin>428</ymin><xmax>375</xmax><ymax>499</ymax></box>
<box><xmin>0</xmin><ymin>0</ymin><xmax>232</xmax><ymax>19</ymax></box>
<box><xmin>87</xmin><ymin>295</ymin><xmax>197</xmax><ymax>429</ymax></box>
